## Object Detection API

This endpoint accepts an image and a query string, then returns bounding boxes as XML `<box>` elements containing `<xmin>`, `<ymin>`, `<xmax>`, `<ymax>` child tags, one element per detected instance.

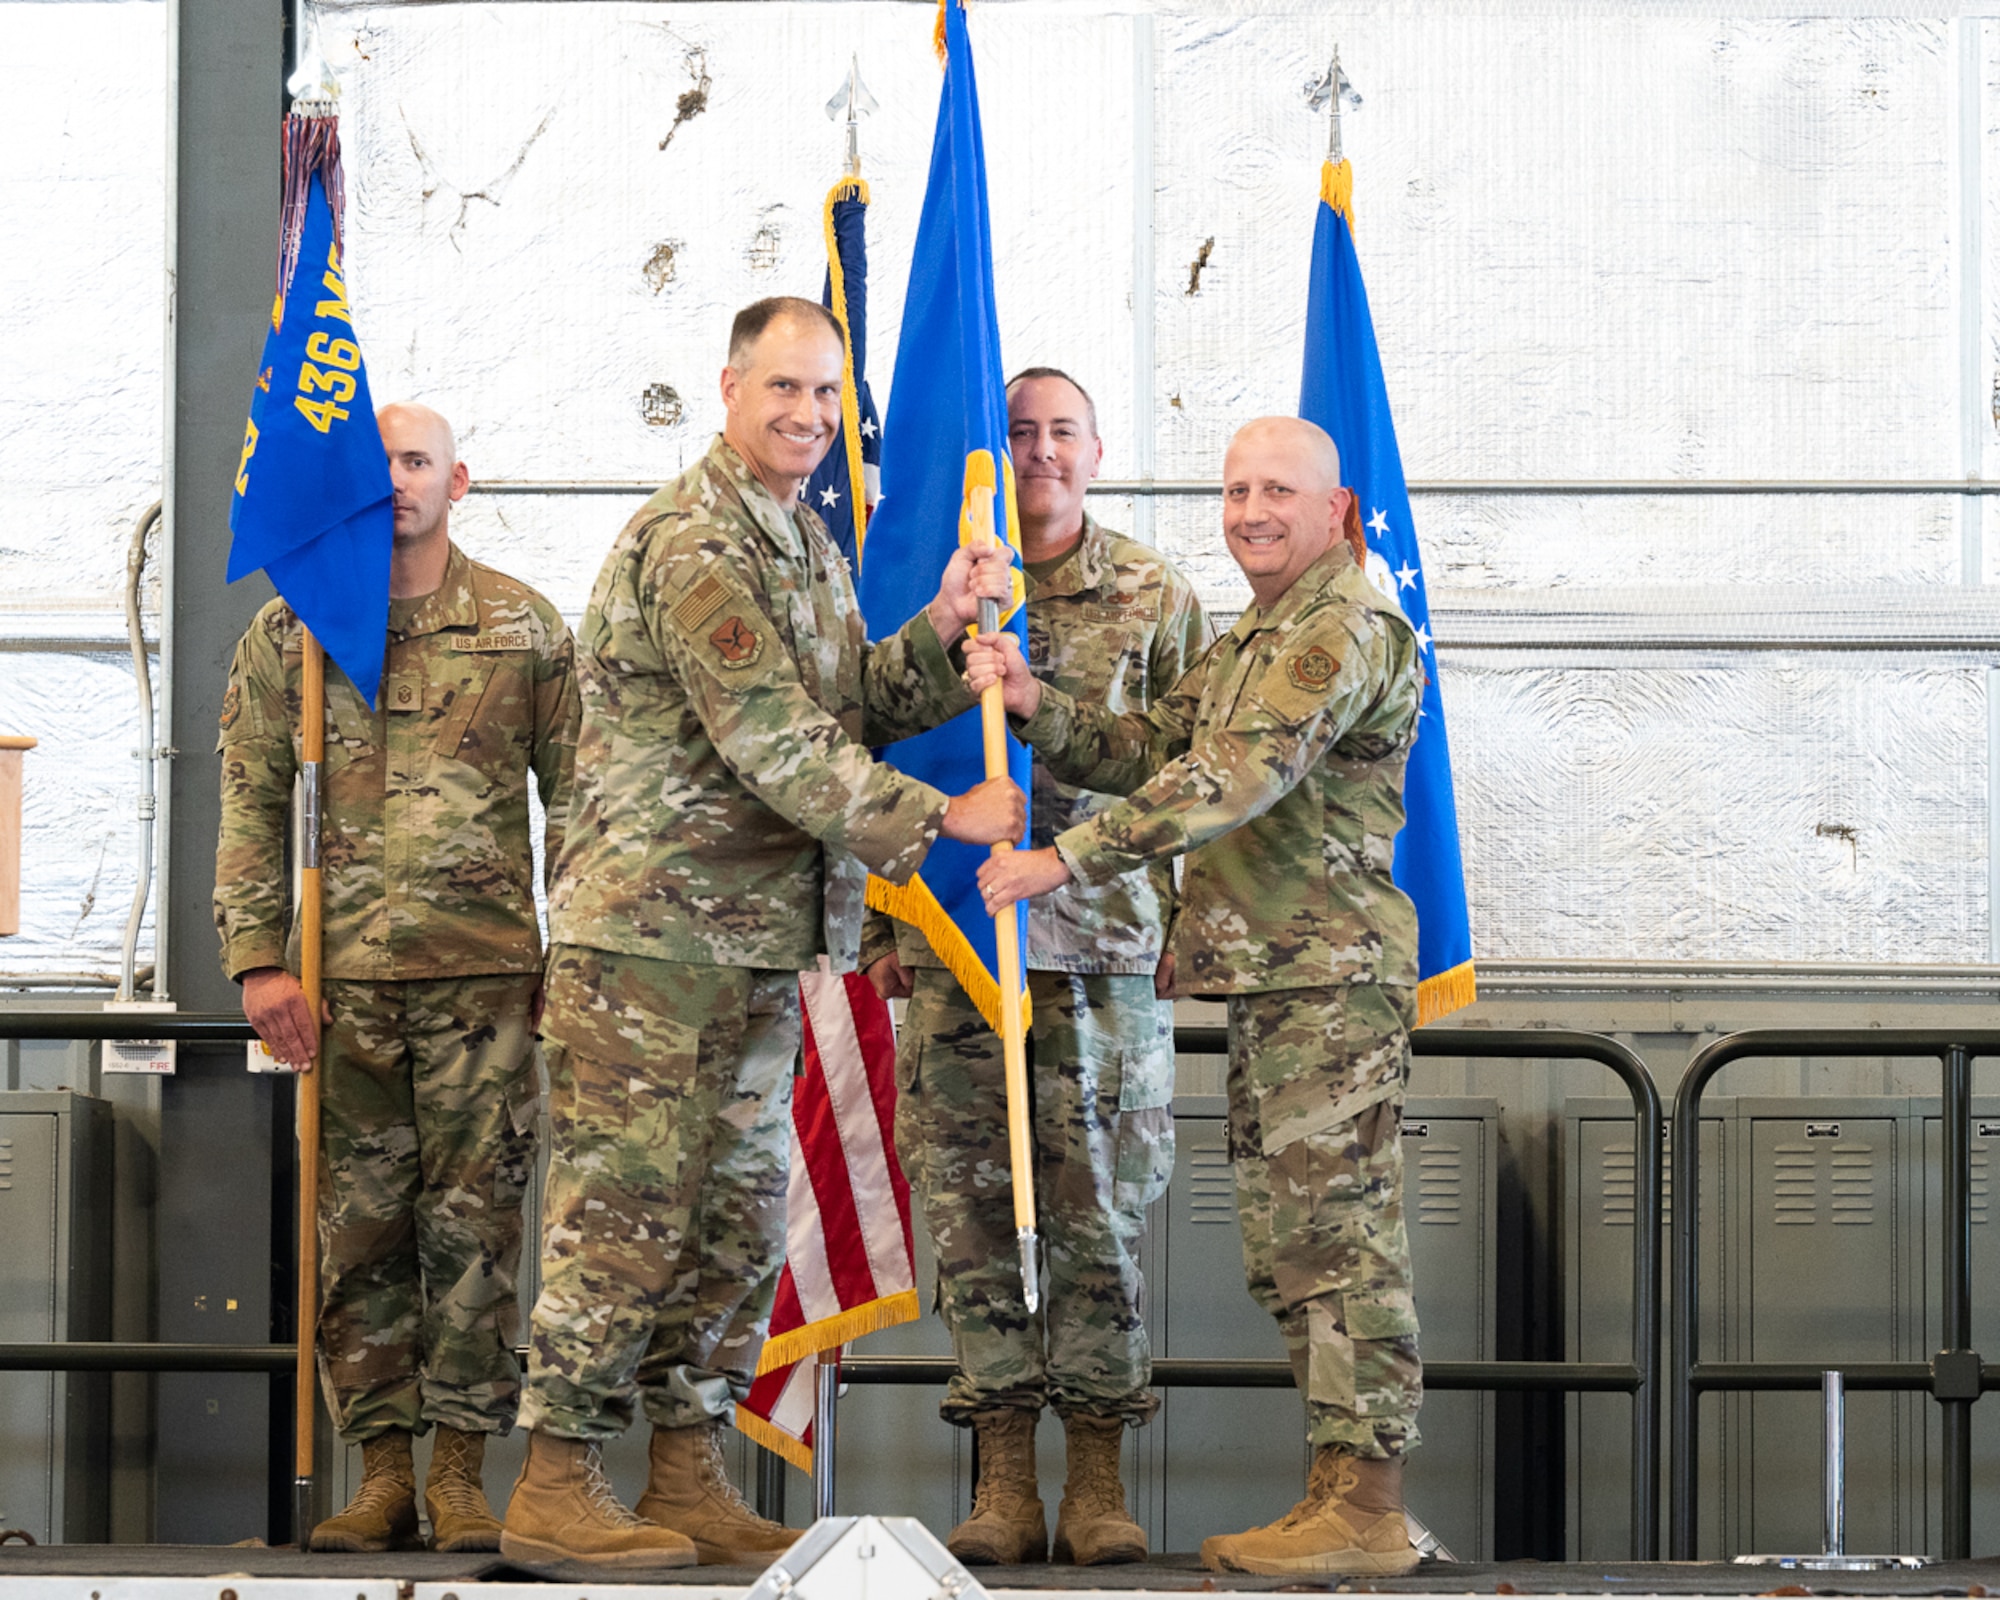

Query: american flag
<box><xmin>736</xmin><ymin>964</ymin><xmax>917</xmax><ymax>1470</ymax></box>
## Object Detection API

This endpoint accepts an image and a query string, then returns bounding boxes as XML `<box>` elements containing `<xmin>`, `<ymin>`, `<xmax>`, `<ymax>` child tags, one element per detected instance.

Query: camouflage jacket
<box><xmin>214</xmin><ymin>543</ymin><xmax>578</xmax><ymax>982</ymax></box>
<box><xmin>873</xmin><ymin>515</ymin><xmax>1208</xmax><ymax>976</ymax></box>
<box><xmin>548</xmin><ymin>435</ymin><xmax>966</xmax><ymax>973</ymax></box>
<box><xmin>1021</xmin><ymin>541</ymin><xmax>1422</xmax><ymax>996</ymax></box>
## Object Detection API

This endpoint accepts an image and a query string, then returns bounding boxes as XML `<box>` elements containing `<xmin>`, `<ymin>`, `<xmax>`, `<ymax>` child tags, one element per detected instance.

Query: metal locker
<box><xmin>1564</xmin><ymin>1098</ymin><xmax>1728</xmax><ymax>1561</ymax></box>
<box><xmin>1155</xmin><ymin>1094</ymin><xmax>1307</xmax><ymax>1551</ymax></box>
<box><xmin>1735</xmin><ymin>1100</ymin><xmax>1919</xmax><ymax>1558</ymax></box>
<box><xmin>1399</xmin><ymin>1099</ymin><xmax>1499</xmax><ymax>1560</ymax></box>
<box><xmin>1917</xmin><ymin>1096</ymin><xmax>2000</xmax><ymax>1556</ymax></box>
<box><xmin>0</xmin><ymin>1090</ymin><xmax>111</xmax><ymax>1544</ymax></box>
<box><xmin>1157</xmin><ymin>1095</ymin><xmax>1497</xmax><ymax>1559</ymax></box>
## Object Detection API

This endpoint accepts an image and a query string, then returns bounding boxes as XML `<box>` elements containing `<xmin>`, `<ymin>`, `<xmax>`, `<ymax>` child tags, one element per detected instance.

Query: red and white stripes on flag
<box><xmin>736</xmin><ymin>960</ymin><xmax>919</xmax><ymax>1471</ymax></box>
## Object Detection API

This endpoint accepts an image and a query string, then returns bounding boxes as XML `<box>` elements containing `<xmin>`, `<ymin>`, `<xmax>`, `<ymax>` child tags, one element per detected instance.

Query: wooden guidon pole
<box><xmin>295</xmin><ymin>630</ymin><xmax>326</xmax><ymax>1547</ymax></box>
<box><xmin>964</xmin><ymin>465</ymin><xmax>1040</xmax><ymax>1313</ymax></box>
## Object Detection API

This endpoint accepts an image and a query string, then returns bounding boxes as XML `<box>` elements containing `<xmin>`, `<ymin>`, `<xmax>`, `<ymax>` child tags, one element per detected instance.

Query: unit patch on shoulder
<box><xmin>219</xmin><ymin>682</ymin><xmax>241</xmax><ymax>730</ymax></box>
<box><xmin>1285</xmin><ymin>644</ymin><xmax>1340</xmax><ymax>693</ymax></box>
<box><xmin>709</xmin><ymin>615</ymin><xmax>764</xmax><ymax>670</ymax></box>
<box><xmin>672</xmin><ymin>574</ymin><xmax>730</xmax><ymax>635</ymax></box>
<box><xmin>451</xmin><ymin>630</ymin><xmax>531</xmax><ymax>652</ymax></box>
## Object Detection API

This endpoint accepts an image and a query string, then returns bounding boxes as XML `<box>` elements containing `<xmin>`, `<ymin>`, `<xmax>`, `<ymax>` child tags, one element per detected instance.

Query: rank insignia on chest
<box><xmin>710</xmin><ymin>615</ymin><xmax>764</xmax><ymax>670</ymax></box>
<box><xmin>1286</xmin><ymin>644</ymin><xmax>1340</xmax><ymax>693</ymax></box>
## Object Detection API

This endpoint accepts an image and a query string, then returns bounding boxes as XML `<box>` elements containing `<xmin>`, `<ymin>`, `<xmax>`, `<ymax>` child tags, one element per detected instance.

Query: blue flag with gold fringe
<box><xmin>803</xmin><ymin>179</ymin><xmax>881</xmax><ymax>570</ymax></box>
<box><xmin>1299</xmin><ymin>158</ymin><xmax>1475</xmax><ymax>1024</ymax></box>
<box><xmin>227</xmin><ymin>167</ymin><xmax>393</xmax><ymax>708</ymax></box>
<box><xmin>857</xmin><ymin>0</ymin><xmax>1029</xmax><ymax>1035</ymax></box>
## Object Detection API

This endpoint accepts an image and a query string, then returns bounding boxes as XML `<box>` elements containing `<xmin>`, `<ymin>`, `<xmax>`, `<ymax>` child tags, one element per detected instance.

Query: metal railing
<box><xmin>824</xmin><ymin>1023</ymin><xmax>1665</xmax><ymax>1559</ymax></box>
<box><xmin>0</xmin><ymin>1012</ymin><xmax>1663</xmax><ymax>1554</ymax></box>
<box><xmin>1668</xmin><ymin>1029</ymin><xmax>2000</xmax><ymax>1560</ymax></box>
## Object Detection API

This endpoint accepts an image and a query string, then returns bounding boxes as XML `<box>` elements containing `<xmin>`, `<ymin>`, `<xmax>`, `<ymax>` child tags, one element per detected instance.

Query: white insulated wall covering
<box><xmin>2</xmin><ymin>0</ymin><xmax>1995</xmax><ymax>979</ymax></box>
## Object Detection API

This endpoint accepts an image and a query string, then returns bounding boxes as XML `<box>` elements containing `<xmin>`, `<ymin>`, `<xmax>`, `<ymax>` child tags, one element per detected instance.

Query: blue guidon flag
<box><xmin>857</xmin><ymin>0</ymin><xmax>1030</xmax><ymax>1036</ymax></box>
<box><xmin>227</xmin><ymin>161</ymin><xmax>393</xmax><ymax>708</ymax></box>
<box><xmin>1299</xmin><ymin>157</ymin><xmax>1476</xmax><ymax>1024</ymax></box>
<box><xmin>803</xmin><ymin>178</ymin><xmax>882</xmax><ymax>570</ymax></box>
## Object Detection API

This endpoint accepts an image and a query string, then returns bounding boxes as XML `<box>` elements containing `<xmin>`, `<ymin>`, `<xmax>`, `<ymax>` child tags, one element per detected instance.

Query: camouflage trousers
<box><xmin>316</xmin><ymin>973</ymin><xmax>540</xmax><ymax>1443</ymax></box>
<box><xmin>895</xmin><ymin>967</ymin><xmax>1175</xmax><ymax>1427</ymax></box>
<box><xmin>521</xmin><ymin>944</ymin><xmax>798</xmax><ymax>1440</ymax></box>
<box><xmin>1225</xmin><ymin>982</ymin><xmax>1422</xmax><ymax>1458</ymax></box>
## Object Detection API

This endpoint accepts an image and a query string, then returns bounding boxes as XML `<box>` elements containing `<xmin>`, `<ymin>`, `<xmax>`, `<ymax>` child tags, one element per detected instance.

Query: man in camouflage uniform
<box><xmin>216</xmin><ymin>401</ymin><xmax>578</xmax><ymax>1554</ymax></box>
<box><xmin>864</xmin><ymin>370</ymin><xmax>1207</xmax><ymax>1566</ymax></box>
<box><xmin>968</xmin><ymin>416</ymin><xmax>1426</xmax><ymax>1578</ymax></box>
<box><xmin>500</xmin><ymin>296</ymin><xmax>1025</xmax><ymax>1572</ymax></box>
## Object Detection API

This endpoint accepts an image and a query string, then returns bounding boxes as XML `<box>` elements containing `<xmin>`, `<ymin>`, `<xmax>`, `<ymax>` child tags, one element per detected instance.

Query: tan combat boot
<box><xmin>634</xmin><ymin>1420</ymin><xmax>799</xmax><ymax>1564</ymax></box>
<box><xmin>310</xmin><ymin>1430</ymin><xmax>419</xmax><ymax>1552</ymax></box>
<box><xmin>1199</xmin><ymin>1447</ymin><xmax>1419</xmax><ymax>1576</ymax></box>
<box><xmin>423</xmin><ymin>1425</ymin><xmax>502</xmax><ymax>1552</ymax></box>
<box><xmin>499</xmin><ymin>1430</ymin><xmax>697</xmax><ymax>1570</ymax></box>
<box><xmin>946</xmin><ymin>1408</ymin><xmax>1047</xmax><ymax>1565</ymax></box>
<box><xmin>1051</xmin><ymin>1413</ymin><xmax>1147</xmax><ymax>1565</ymax></box>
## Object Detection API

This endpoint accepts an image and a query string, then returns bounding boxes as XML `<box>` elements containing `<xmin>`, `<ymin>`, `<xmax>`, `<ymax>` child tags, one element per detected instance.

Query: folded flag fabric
<box><xmin>1299</xmin><ymin>157</ymin><xmax>1475</xmax><ymax>1024</ymax></box>
<box><xmin>737</xmin><ymin>963</ymin><xmax>918</xmax><ymax>1471</ymax></box>
<box><xmin>856</xmin><ymin>0</ymin><xmax>1030</xmax><ymax>1037</ymax></box>
<box><xmin>226</xmin><ymin>121</ymin><xmax>392</xmax><ymax>708</ymax></box>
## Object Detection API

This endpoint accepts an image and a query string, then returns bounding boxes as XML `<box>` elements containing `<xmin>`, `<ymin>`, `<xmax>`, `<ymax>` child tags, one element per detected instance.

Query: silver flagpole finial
<box><xmin>825</xmin><ymin>55</ymin><xmax>879</xmax><ymax>178</ymax></box>
<box><xmin>1305</xmin><ymin>47</ymin><xmax>1362</xmax><ymax>162</ymax></box>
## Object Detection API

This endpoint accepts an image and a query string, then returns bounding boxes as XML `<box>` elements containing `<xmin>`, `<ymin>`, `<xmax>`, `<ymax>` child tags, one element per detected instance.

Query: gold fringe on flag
<box><xmin>934</xmin><ymin>0</ymin><xmax>949</xmax><ymax>65</ymax></box>
<box><xmin>1320</xmin><ymin>158</ymin><xmax>1355</xmax><ymax>230</ymax></box>
<box><xmin>866</xmin><ymin>872</ymin><xmax>1033</xmax><ymax>1039</ymax></box>
<box><xmin>822</xmin><ymin>177</ymin><xmax>875</xmax><ymax>563</ymax></box>
<box><xmin>755</xmin><ymin>1288</ymin><xmax>921</xmax><ymax>1378</ymax></box>
<box><xmin>1416</xmin><ymin>959</ymin><xmax>1477</xmax><ymax>1027</ymax></box>
<box><xmin>735</xmin><ymin>1405</ymin><xmax>814</xmax><ymax>1474</ymax></box>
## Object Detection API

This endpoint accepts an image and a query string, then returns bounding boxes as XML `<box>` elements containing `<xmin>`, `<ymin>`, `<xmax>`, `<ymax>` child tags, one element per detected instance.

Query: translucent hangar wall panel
<box><xmin>1448</xmin><ymin>652</ymin><xmax>1990</xmax><ymax>964</ymax></box>
<box><xmin>0</xmin><ymin>1</ymin><xmax>167</xmax><ymax>619</ymax></box>
<box><xmin>0</xmin><ymin>0</ymin><xmax>164</xmax><ymax>982</ymax></box>
<box><xmin>0</xmin><ymin>654</ymin><xmax>159</xmax><ymax>971</ymax></box>
<box><xmin>330</xmin><ymin>3</ymin><xmax>1139</xmax><ymax>486</ymax></box>
<box><xmin>1150</xmin><ymin>13</ymin><xmax>1959</xmax><ymax>495</ymax></box>
<box><xmin>0</xmin><ymin>0</ymin><xmax>1968</xmax><ymax>980</ymax></box>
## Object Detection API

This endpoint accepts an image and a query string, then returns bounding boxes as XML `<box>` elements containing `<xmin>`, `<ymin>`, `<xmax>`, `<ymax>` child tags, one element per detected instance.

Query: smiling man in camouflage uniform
<box><xmin>865</xmin><ymin>369</ymin><xmax>1207</xmax><ymax>1567</ymax></box>
<box><xmin>968</xmin><ymin>416</ymin><xmax>1426</xmax><ymax>1579</ymax></box>
<box><xmin>499</xmin><ymin>296</ymin><xmax>1025</xmax><ymax>1572</ymax></box>
<box><xmin>216</xmin><ymin>401</ymin><xmax>578</xmax><ymax>1555</ymax></box>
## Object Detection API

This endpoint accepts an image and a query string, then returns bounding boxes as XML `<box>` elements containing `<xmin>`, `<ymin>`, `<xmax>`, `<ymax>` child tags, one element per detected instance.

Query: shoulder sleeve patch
<box><xmin>1285</xmin><ymin>643</ymin><xmax>1342</xmax><ymax>693</ymax></box>
<box><xmin>672</xmin><ymin>574</ymin><xmax>730</xmax><ymax>635</ymax></box>
<box><xmin>219</xmin><ymin>681</ymin><xmax>242</xmax><ymax>730</ymax></box>
<box><xmin>706</xmin><ymin>614</ymin><xmax>765</xmax><ymax>670</ymax></box>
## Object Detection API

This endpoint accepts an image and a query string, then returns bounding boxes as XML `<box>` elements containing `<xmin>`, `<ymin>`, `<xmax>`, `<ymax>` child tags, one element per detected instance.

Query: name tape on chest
<box><xmin>1285</xmin><ymin>644</ymin><xmax>1341</xmax><ymax>694</ymax></box>
<box><xmin>450</xmin><ymin>630</ymin><xmax>532</xmax><ymax>652</ymax></box>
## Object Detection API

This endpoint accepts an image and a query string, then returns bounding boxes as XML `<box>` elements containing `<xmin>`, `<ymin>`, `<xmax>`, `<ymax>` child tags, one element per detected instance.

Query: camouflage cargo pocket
<box><xmin>1111</xmin><ymin>1040</ymin><xmax>1176</xmax><ymax>1213</ymax></box>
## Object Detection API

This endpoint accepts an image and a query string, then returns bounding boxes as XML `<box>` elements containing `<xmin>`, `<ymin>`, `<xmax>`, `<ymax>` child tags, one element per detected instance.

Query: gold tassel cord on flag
<box><xmin>864</xmin><ymin>872</ymin><xmax>1033</xmax><ymax>1038</ymax></box>
<box><xmin>735</xmin><ymin>1405</ymin><xmax>815</xmax><ymax>1474</ymax></box>
<box><xmin>1320</xmin><ymin>158</ymin><xmax>1355</xmax><ymax>231</ymax></box>
<box><xmin>754</xmin><ymin>1287</ymin><xmax>921</xmax><ymax>1377</ymax></box>
<box><xmin>1416</xmin><ymin>958</ymin><xmax>1477</xmax><ymax>1028</ymax></box>
<box><xmin>822</xmin><ymin>176</ymin><xmax>874</xmax><ymax>563</ymax></box>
